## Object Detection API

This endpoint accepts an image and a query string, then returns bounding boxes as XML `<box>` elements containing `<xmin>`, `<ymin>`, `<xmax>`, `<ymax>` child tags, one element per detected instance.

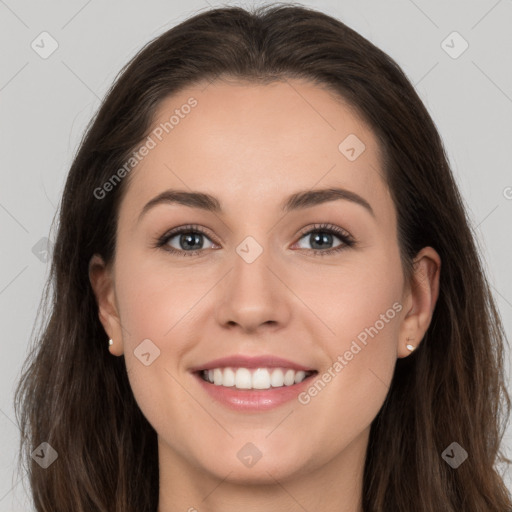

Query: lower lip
<box><xmin>192</xmin><ymin>371</ymin><xmax>317</xmax><ymax>412</ymax></box>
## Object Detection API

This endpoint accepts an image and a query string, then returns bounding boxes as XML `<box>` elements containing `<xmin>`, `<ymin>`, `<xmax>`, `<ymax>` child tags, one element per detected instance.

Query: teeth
<box><xmin>235</xmin><ymin>368</ymin><xmax>252</xmax><ymax>389</ymax></box>
<box><xmin>222</xmin><ymin>367</ymin><xmax>235</xmax><ymax>387</ymax></box>
<box><xmin>270</xmin><ymin>368</ymin><xmax>284</xmax><ymax>387</ymax></box>
<box><xmin>284</xmin><ymin>369</ymin><xmax>295</xmax><ymax>386</ymax></box>
<box><xmin>213</xmin><ymin>368</ymin><xmax>223</xmax><ymax>386</ymax></box>
<box><xmin>200</xmin><ymin>367</ymin><xmax>313</xmax><ymax>390</ymax></box>
<box><xmin>294</xmin><ymin>370</ymin><xmax>307</xmax><ymax>384</ymax></box>
<box><xmin>252</xmin><ymin>368</ymin><xmax>270</xmax><ymax>389</ymax></box>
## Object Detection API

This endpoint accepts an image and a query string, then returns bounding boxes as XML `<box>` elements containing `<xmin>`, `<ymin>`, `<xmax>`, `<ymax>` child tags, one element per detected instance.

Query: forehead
<box><xmin>120</xmin><ymin>78</ymin><xmax>390</xmax><ymax>224</ymax></box>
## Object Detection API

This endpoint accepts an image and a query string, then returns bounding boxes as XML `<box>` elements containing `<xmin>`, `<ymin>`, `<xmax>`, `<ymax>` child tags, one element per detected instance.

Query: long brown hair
<box><xmin>14</xmin><ymin>3</ymin><xmax>511</xmax><ymax>511</ymax></box>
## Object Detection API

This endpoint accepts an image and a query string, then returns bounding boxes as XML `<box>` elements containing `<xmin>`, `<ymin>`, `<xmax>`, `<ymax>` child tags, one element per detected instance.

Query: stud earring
<box><xmin>406</xmin><ymin>337</ymin><xmax>415</xmax><ymax>351</ymax></box>
<box><xmin>108</xmin><ymin>338</ymin><xmax>113</xmax><ymax>346</ymax></box>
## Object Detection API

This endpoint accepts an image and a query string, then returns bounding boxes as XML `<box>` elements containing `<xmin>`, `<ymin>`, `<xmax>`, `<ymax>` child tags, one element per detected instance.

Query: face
<box><xmin>91</xmin><ymin>78</ymin><xmax>437</xmax><ymax>488</ymax></box>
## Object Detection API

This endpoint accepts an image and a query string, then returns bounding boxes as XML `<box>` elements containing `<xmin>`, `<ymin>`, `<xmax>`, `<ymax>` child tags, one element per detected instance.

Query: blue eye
<box><xmin>155</xmin><ymin>222</ymin><xmax>355</xmax><ymax>257</ymax></box>
<box><xmin>157</xmin><ymin>225</ymin><xmax>215</xmax><ymax>256</ymax></box>
<box><xmin>294</xmin><ymin>223</ymin><xmax>355</xmax><ymax>256</ymax></box>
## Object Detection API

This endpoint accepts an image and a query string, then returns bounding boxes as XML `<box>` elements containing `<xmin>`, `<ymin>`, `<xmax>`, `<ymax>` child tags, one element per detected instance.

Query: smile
<box><xmin>199</xmin><ymin>366</ymin><xmax>316</xmax><ymax>390</ymax></box>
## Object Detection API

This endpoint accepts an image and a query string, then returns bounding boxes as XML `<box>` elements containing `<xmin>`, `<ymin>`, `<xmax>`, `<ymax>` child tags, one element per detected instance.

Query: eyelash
<box><xmin>154</xmin><ymin>222</ymin><xmax>356</xmax><ymax>257</ymax></box>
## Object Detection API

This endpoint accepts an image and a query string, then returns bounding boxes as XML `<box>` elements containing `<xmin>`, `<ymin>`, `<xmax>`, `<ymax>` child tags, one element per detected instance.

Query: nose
<box><xmin>215</xmin><ymin>240</ymin><xmax>291</xmax><ymax>333</ymax></box>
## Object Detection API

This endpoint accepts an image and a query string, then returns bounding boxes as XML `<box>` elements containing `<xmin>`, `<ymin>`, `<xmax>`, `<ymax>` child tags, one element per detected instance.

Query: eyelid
<box><xmin>156</xmin><ymin>223</ymin><xmax>218</xmax><ymax>246</ymax></box>
<box><xmin>296</xmin><ymin>222</ymin><xmax>352</xmax><ymax>240</ymax></box>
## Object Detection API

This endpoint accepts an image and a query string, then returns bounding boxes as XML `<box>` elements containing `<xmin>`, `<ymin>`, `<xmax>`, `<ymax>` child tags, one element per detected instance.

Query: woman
<box><xmin>14</xmin><ymin>4</ymin><xmax>511</xmax><ymax>511</ymax></box>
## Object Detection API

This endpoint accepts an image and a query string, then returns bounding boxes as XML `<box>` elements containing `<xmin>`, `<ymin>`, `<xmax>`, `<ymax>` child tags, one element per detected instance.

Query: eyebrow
<box><xmin>137</xmin><ymin>186</ymin><xmax>375</xmax><ymax>223</ymax></box>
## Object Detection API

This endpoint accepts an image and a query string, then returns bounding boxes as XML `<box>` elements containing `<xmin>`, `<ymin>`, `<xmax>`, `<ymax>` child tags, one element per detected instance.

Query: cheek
<box><xmin>297</xmin><ymin>241</ymin><xmax>403</xmax><ymax>348</ymax></box>
<box><xmin>113</xmin><ymin>246</ymin><xmax>208</xmax><ymax>348</ymax></box>
<box><xmin>114</xmin><ymin>251</ymin><xmax>205</xmax><ymax>444</ymax></box>
<box><xmin>299</xmin><ymin>246</ymin><xmax>403</xmax><ymax>422</ymax></box>
<box><xmin>112</xmin><ymin>250</ymin><xmax>207</xmax><ymax>421</ymax></box>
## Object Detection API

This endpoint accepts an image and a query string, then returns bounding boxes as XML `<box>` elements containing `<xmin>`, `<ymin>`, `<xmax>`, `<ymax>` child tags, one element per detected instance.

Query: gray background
<box><xmin>1</xmin><ymin>0</ymin><xmax>511</xmax><ymax>508</ymax></box>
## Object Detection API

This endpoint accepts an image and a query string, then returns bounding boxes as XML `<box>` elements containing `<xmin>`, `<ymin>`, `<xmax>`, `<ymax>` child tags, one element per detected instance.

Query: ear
<box><xmin>397</xmin><ymin>246</ymin><xmax>441</xmax><ymax>358</ymax></box>
<box><xmin>88</xmin><ymin>254</ymin><xmax>124</xmax><ymax>356</ymax></box>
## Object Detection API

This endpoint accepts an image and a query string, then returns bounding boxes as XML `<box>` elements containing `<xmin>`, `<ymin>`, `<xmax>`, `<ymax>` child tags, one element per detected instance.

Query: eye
<box><xmin>293</xmin><ymin>223</ymin><xmax>355</xmax><ymax>256</ymax></box>
<box><xmin>155</xmin><ymin>222</ymin><xmax>355</xmax><ymax>257</ymax></box>
<box><xmin>156</xmin><ymin>224</ymin><xmax>216</xmax><ymax>257</ymax></box>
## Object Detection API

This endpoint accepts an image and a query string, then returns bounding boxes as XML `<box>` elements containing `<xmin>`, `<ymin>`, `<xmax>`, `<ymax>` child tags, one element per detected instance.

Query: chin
<box><xmin>194</xmin><ymin>449</ymin><xmax>314</xmax><ymax>484</ymax></box>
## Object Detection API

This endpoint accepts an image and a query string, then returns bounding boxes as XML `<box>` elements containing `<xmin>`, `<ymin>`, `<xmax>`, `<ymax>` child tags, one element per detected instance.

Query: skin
<box><xmin>89</xmin><ymin>78</ymin><xmax>441</xmax><ymax>512</ymax></box>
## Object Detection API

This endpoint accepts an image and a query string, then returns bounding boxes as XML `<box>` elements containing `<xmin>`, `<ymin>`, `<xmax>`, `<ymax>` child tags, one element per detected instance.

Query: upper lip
<box><xmin>189</xmin><ymin>355</ymin><xmax>316</xmax><ymax>373</ymax></box>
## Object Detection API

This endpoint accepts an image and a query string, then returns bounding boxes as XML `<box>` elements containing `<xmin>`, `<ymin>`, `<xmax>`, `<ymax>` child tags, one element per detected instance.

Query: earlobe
<box><xmin>398</xmin><ymin>246</ymin><xmax>441</xmax><ymax>358</ymax></box>
<box><xmin>88</xmin><ymin>254</ymin><xmax>124</xmax><ymax>355</ymax></box>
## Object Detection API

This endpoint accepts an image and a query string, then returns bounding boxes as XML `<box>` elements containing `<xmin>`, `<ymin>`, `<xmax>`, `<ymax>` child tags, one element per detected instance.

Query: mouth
<box><xmin>195</xmin><ymin>366</ymin><xmax>318</xmax><ymax>390</ymax></box>
<box><xmin>189</xmin><ymin>354</ymin><xmax>319</xmax><ymax>410</ymax></box>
